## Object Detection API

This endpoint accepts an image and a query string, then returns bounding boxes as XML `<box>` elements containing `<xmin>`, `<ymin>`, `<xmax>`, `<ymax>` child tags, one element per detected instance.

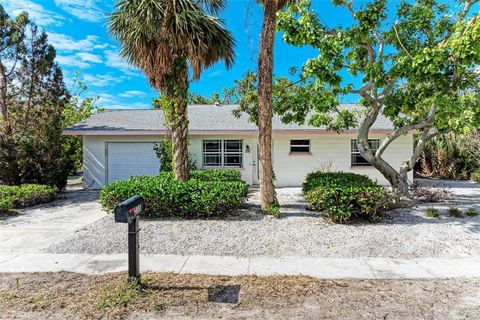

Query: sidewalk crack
<box><xmin>178</xmin><ymin>255</ymin><xmax>190</xmax><ymax>274</ymax></box>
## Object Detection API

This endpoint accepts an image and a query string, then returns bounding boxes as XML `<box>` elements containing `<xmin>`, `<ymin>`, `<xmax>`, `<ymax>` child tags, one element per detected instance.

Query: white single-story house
<box><xmin>63</xmin><ymin>104</ymin><xmax>413</xmax><ymax>189</ymax></box>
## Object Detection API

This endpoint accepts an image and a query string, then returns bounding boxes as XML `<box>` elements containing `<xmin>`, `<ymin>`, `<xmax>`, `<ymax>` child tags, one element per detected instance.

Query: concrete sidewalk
<box><xmin>1</xmin><ymin>252</ymin><xmax>479</xmax><ymax>279</ymax></box>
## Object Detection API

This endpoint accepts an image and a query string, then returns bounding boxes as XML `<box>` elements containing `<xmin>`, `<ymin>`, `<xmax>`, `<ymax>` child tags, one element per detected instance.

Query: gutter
<box><xmin>62</xmin><ymin>129</ymin><xmax>398</xmax><ymax>136</ymax></box>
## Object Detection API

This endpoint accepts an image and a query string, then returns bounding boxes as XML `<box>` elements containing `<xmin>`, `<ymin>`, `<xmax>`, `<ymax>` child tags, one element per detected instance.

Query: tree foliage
<box><xmin>188</xmin><ymin>90</ymin><xmax>236</xmax><ymax>105</ymax></box>
<box><xmin>0</xmin><ymin>6</ymin><xmax>75</xmax><ymax>189</ymax></box>
<box><xmin>272</xmin><ymin>0</ymin><xmax>480</xmax><ymax>198</ymax></box>
<box><xmin>63</xmin><ymin>72</ymin><xmax>103</xmax><ymax>174</ymax></box>
<box><xmin>416</xmin><ymin>130</ymin><xmax>480</xmax><ymax>180</ymax></box>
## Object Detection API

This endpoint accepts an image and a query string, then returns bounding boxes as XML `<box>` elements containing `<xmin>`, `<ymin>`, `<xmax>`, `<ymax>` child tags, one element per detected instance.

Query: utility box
<box><xmin>113</xmin><ymin>195</ymin><xmax>144</xmax><ymax>283</ymax></box>
<box><xmin>114</xmin><ymin>195</ymin><xmax>144</xmax><ymax>224</ymax></box>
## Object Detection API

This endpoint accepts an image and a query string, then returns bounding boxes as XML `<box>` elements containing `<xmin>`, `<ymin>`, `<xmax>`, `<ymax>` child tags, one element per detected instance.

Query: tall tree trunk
<box><xmin>257</xmin><ymin>1</ymin><xmax>277</xmax><ymax>211</ymax></box>
<box><xmin>164</xmin><ymin>58</ymin><xmax>190</xmax><ymax>182</ymax></box>
<box><xmin>356</xmin><ymin>104</ymin><xmax>411</xmax><ymax>201</ymax></box>
<box><xmin>171</xmin><ymin>101</ymin><xmax>189</xmax><ymax>182</ymax></box>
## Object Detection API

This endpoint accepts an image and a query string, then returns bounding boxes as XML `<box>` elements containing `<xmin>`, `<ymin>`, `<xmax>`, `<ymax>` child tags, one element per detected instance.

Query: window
<box><xmin>203</xmin><ymin>139</ymin><xmax>243</xmax><ymax>168</ymax></box>
<box><xmin>351</xmin><ymin>139</ymin><xmax>379</xmax><ymax>166</ymax></box>
<box><xmin>290</xmin><ymin>139</ymin><xmax>310</xmax><ymax>153</ymax></box>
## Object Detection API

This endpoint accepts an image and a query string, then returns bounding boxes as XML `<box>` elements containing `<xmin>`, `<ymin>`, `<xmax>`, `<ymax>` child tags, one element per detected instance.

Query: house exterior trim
<box><xmin>64</xmin><ymin>129</ymin><xmax>399</xmax><ymax>136</ymax></box>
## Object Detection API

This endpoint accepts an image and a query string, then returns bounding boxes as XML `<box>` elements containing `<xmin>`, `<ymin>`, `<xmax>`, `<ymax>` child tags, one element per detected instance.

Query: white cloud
<box><xmin>56</xmin><ymin>55</ymin><xmax>91</xmax><ymax>69</ymax></box>
<box><xmin>119</xmin><ymin>90</ymin><xmax>147</xmax><ymax>98</ymax></box>
<box><xmin>47</xmin><ymin>32</ymin><xmax>100</xmax><ymax>52</ymax></box>
<box><xmin>206</xmin><ymin>70</ymin><xmax>223</xmax><ymax>78</ymax></box>
<box><xmin>3</xmin><ymin>0</ymin><xmax>65</xmax><ymax>26</ymax></box>
<box><xmin>54</xmin><ymin>0</ymin><xmax>105</xmax><ymax>23</ymax></box>
<box><xmin>95</xmin><ymin>93</ymin><xmax>149</xmax><ymax>110</ymax></box>
<box><xmin>82</xmin><ymin>73</ymin><xmax>127</xmax><ymax>87</ymax></box>
<box><xmin>106</xmin><ymin>102</ymin><xmax>150</xmax><ymax>110</ymax></box>
<box><xmin>76</xmin><ymin>52</ymin><xmax>102</xmax><ymax>63</ymax></box>
<box><xmin>104</xmin><ymin>49</ymin><xmax>140</xmax><ymax>76</ymax></box>
<box><xmin>56</xmin><ymin>52</ymin><xmax>102</xmax><ymax>68</ymax></box>
<box><xmin>93</xmin><ymin>43</ymin><xmax>109</xmax><ymax>50</ymax></box>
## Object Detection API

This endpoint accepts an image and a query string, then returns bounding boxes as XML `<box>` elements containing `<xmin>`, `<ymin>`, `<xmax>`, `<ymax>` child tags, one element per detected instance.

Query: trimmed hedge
<box><xmin>302</xmin><ymin>171</ymin><xmax>389</xmax><ymax>223</ymax></box>
<box><xmin>0</xmin><ymin>184</ymin><xmax>56</xmax><ymax>214</ymax></box>
<box><xmin>99</xmin><ymin>170</ymin><xmax>249</xmax><ymax>218</ymax></box>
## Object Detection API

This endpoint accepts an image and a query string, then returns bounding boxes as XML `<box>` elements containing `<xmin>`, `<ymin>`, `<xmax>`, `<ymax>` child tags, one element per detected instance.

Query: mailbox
<box><xmin>114</xmin><ymin>195</ymin><xmax>144</xmax><ymax>224</ymax></box>
<box><xmin>114</xmin><ymin>195</ymin><xmax>144</xmax><ymax>283</ymax></box>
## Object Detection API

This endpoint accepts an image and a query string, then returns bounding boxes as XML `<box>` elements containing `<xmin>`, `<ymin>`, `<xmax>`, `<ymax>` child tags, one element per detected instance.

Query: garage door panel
<box><xmin>107</xmin><ymin>143</ymin><xmax>160</xmax><ymax>183</ymax></box>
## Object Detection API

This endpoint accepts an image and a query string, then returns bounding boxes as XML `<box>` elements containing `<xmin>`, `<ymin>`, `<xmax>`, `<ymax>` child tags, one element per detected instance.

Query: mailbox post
<box><xmin>114</xmin><ymin>195</ymin><xmax>144</xmax><ymax>283</ymax></box>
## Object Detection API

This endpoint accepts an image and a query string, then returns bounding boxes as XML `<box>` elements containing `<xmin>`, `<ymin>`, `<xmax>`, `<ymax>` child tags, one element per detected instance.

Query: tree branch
<box><xmin>439</xmin><ymin>0</ymin><xmax>478</xmax><ymax>45</ymax></box>
<box><xmin>376</xmin><ymin>104</ymin><xmax>436</xmax><ymax>158</ymax></box>
<box><xmin>379</xmin><ymin>77</ymin><xmax>397</xmax><ymax>101</ymax></box>
<box><xmin>351</xmin><ymin>81</ymin><xmax>375</xmax><ymax>94</ymax></box>
<box><xmin>393</xmin><ymin>23</ymin><xmax>413</xmax><ymax>59</ymax></box>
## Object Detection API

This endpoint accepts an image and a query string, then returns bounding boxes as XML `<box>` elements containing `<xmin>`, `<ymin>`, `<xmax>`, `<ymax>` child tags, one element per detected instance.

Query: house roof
<box><xmin>63</xmin><ymin>104</ymin><xmax>395</xmax><ymax>136</ymax></box>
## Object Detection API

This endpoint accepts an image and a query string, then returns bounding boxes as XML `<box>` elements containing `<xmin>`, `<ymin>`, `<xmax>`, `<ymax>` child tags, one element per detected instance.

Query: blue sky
<box><xmin>2</xmin><ymin>1</ymin><xmax>470</xmax><ymax>109</ymax></box>
<box><xmin>2</xmin><ymin>0</ymin><xmax>353</xmax><ymax>109</ymax></box>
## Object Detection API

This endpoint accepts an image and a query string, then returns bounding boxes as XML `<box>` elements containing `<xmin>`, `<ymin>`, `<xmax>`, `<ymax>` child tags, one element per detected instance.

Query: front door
<box><xmin>252</xmin><ymin>141</ymin><xmax>274</xmax><ymax>185</ymax></box>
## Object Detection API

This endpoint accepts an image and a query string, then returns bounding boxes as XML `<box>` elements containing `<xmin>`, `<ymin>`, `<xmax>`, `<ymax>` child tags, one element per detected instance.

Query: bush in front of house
<box><xmin>302</xmin><ymin>171</ymin><xmax>389</xmax><ymax>223</ymax></box>
<box><xmin>0</xmin><ymin>184</ymin><xmax>56</xmax><ymax>214</ymax></box>
<box><xmin>472</xmin><ymin>171</ymin><xmax>480</xmax><ymax>183</ymax></box>
<box><xmin>99</xmin><ymin>170</ymin><xmax>249</xmax><ymax>218</ymax></box>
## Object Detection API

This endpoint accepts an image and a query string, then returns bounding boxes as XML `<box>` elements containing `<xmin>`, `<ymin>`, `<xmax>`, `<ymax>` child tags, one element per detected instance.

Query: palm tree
<box><xmin>108</xmin><ymin>0</ymin><xmax>235</xmax><ymax>181</ymax></box>
<box><xmin>256</xmin><ymin>0</ymin><xmax>294</xmax><ymax>211</ymax></box>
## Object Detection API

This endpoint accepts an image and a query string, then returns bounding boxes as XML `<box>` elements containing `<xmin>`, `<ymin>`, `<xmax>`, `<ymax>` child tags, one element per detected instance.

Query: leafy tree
<box><xmin>416</xmin><ymin>130</ymin><xmax>480</xmax><ymax>180</ymax></box>
<box><xmin>108</xmin><ymin>0</ymin><xmax>235</xmax><ymax>181</ymax></box>
<box><xmin>187</xmin><ymin>90</ymin><xmax>236</xmax><ymax>104</ymax></box>
<box><xmin>63</xmin><ymin>72</ymin><xmax>103</xmax><ymax>174</ymax></box>
<box><xmin>273</xmin><ymin>0</ymin><xmax>480</xmax><ymax>199</ymax></box>
<box><xmin>0</xmin><ymin>6</ymin><xmax>74</xmax><ymax>189</ymax></box>
<box><xmin>0</xmin><ymin>6</ymin><xmax>28</xmax><ymax>185</ymax></box>
<box><xmin>153</xmin><ymin>138</ymin><xmax>197</xmax><ymax>172</ymax></box>
<box><xmin>256</xmin><ymin>0</ymin><xmax>296</xmax><ymax>213</ymax></box>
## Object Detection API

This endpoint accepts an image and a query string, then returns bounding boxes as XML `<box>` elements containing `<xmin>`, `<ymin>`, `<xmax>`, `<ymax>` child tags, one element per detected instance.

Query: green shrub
<box><xmin>0</xmin><ymin>184</ymin><xmax>56</xmax><ymax>214</ymax></box>
<box><xmin>472</xmin><ymin>171</ymin><xmax>480</xmax><ymax>183</ymax></box>
<box><xmin>425</xmin><ymin>208</ymin><xmax>439</xmax><ymax>218</ymax></box>
<box><xmin>190</xmin><ymin>170</ymin><xmax>243</xmax><ymax>182</ymax></box>
<box><xmin>303</xmin><ymin>171</ymin><xmax>374</xmax><ymax>194</ymax></box>
<box><xmin>302</xmin><ymin>171</ymin><xmax>389</xmax><ymax>223</ymax></box>
<box><xmin>447</xmin><ymin>207</ymin><xmax>463</xmax><ymax>218</ymax></box>
<box><xmin>465</xmin><ymin>208</ymin><xmax>479</xmax><ymax>217</ymax></box>
<box><xmin>99</xmin><ymin>170</ymin><xmax>249</xmax><ymax>218</ymax></box>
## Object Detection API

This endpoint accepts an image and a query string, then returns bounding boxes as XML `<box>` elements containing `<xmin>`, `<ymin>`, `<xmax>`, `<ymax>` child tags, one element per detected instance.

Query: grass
<box><xmin>447</xmin><ymin>207</ymin><xmax>463</xmax><ymax>218</ymax></box>
<box><xmin>425</xmin><ymin>208</ymin><xmax>440</xmax><ymax>218</ymax></box>
<box><xmin>96</xmin><ymin>280</ymin><xmax>142</xmax><ymax>310</ymax></box>
<box><xmin>465</xmin><ymin>208</ymin><xmax>479</xmax><ymax>217</ymax></box>
<box><xmin>0</xmin><ymin>272</ymin><xmax>320</xmax><ymax>318</ymax></box>
<box><xmin>1</xmin><ymin>272</ymin><xmax>480</xmax><ymax>319</ymax></box>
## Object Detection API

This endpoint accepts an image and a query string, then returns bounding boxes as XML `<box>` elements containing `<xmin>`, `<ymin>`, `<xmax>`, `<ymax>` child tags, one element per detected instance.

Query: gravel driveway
<box><xmin>47</xmin><ymin>179</ymin><xmax>480</xmax><ymax>258</ymax></box>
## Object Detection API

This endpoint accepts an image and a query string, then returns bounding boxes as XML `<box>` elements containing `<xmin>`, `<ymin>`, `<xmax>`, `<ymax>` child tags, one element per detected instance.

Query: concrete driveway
<box><xmin>0</xmin><ymin>189</ymin><xmax>105</xmax><ymax>256</ymax></box>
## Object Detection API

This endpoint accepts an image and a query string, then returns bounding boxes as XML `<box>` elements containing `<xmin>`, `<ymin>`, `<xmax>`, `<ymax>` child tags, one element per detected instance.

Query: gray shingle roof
<box><xmin>64</xmin><ymin>104</ymin><xmax>394</xmax><ymax>135</ymax></box>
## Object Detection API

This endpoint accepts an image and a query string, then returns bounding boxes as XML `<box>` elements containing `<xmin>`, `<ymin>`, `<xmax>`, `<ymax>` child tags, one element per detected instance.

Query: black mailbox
<box><xmin>114</xmin><ymin>195</ymin><xmax>144</xmax><ymax>224</ymax></box>
<box><xmin>114</xmin><ymin>195</ymin><xmax>144</xmax><ymax>283</ymax></box>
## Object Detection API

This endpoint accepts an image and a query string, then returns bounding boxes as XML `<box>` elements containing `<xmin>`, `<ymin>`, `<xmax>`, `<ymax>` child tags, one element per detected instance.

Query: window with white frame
<box><xmin>290</xmin><ymin>139</ymin><xmax>310</xmax><ymax>153</ymax></box>
<box><xmin>203</xmin><ymin>139</ymin><xmax>243</xmax><ymax>168</ymax></box>
<box><xmin>351</xmin><ymin>139</ymin><xmax>379</xmax><ymax>166</ymax></box>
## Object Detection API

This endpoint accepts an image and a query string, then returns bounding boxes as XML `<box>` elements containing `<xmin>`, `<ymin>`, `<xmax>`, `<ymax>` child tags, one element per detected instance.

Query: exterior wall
<box><xmin>271</xmin><ymin>133</ymin><xmax>413</xmax><ymax>187</ymax></box>
<box><xmin>188</xmin><ymin>136</ymin><xmax>256</xmax><ymax>185</ymax></box>
<box><xmin>82</xmin><ymin>133</ymin><xmax>413</xmax><ymax>188</ymax></box>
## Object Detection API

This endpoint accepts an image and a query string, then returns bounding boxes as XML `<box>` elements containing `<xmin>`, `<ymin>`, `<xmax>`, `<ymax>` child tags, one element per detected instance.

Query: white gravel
<box><xmin>47</xmin><ymin>179</ymin><xmax>480</xmax><ymax>258</ymax></box>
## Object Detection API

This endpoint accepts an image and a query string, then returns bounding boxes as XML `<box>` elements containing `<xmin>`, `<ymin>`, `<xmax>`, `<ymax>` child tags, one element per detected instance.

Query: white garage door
<box><xmin>107</xmin><ymin>142</ymin><xmax>160</xmax><ymax>183</ymax></box>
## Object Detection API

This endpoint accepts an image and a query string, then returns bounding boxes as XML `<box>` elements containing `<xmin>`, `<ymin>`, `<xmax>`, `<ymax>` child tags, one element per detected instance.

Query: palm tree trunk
<box><xmin>171</xmin><ymin>102</ymin><xmax>189</xmax><ymax>181</ymax></box>
<box><xmin>165</xmin><ymin>59</ymin><xmax>190</xmax><ymax>182</ymax></box>
<box><xmin>257</xmin><ymin>1</ymin><xmax>277</xmax><ymax>211</ymax></box>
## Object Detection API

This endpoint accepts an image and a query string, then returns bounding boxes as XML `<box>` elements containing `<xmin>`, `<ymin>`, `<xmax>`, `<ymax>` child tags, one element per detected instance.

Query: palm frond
<box><xmin>195</xmin><ymin>0</ymin><xmax>227</xmax><ymax>14</ymax></box>
<box><xmin>107</xmin><ymin>0</ymin><xmax>235</xmax><ymax>90</ymax></box>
